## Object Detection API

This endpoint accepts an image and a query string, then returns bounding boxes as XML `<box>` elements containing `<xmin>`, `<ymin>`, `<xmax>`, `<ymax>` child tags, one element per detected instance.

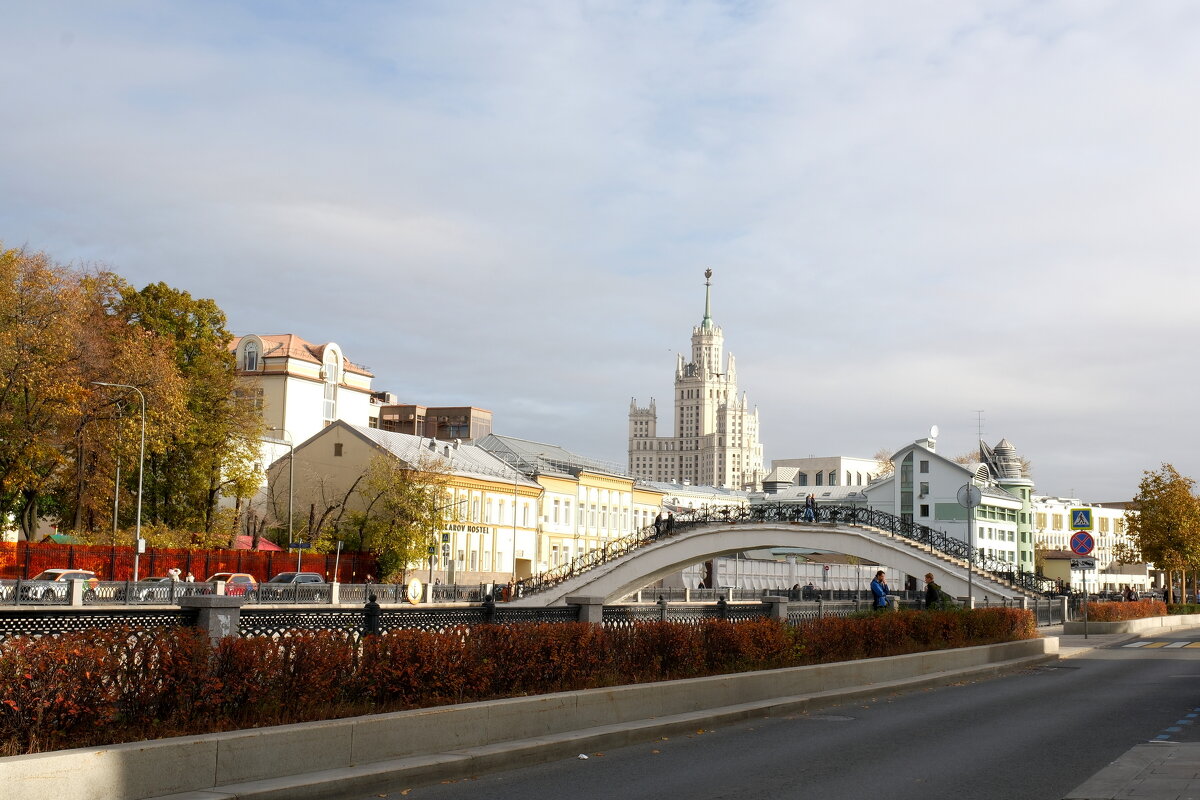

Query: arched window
<box><xmin>322</xmin><ymin>349</ymin><xmax>339</xmax><ymax>424</ymax></box>
<box><xmin>243</xmin><ymin>340</ymin><xmax>258</xmax><ymax>371</ymax></box>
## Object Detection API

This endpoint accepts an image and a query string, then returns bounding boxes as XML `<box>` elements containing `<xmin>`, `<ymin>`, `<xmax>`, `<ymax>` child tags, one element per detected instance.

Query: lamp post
<box><xmin>94</xmin><ymin>382</ymin><xmax>145</xmax><ymax>582</ymax></box>
<box><xmin>264</xmin><ymin>428</ymin><xmax>295</xmax><ymax>571</ymax></box>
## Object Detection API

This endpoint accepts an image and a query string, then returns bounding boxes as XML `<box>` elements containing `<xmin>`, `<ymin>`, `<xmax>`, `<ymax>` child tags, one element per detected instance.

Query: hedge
<box><xmin>1084</xmin><ymin>599</ymin><xmax>1167</xmax><ymax>622</ymax></box>
<box><xmin>0</xmin><ymin>607</ymin><xmax>1034</xmax><ymax>756</ymax></box>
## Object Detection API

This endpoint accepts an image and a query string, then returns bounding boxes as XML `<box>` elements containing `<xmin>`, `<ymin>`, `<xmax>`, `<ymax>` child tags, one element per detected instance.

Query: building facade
<box><xmin>627</xmin><ymin>270</ymin><xmax>765</xmax><ymax>491</ymax></box>
<box><xmin>476</xmin><ymin>434</ymin><xmax>665</xmax><ymax>574</ymax></box>
<box><xmin>230</xmin><ymin>333</ymin><xmax>376</xmax><ymax>470</ymax></box>
<box><xmin>269</xmin><ymin>421</ymin><xmax>541</xmax><ymax>585</ymax></box>
<box><xmin>377</xmin><ymin>404</ymin><xmax>493</xmax><ymax>441</ymax></box>
<box><xmin>764</xmin><ymin>456</ymin><xmax>881</xmax><ymax>492</ymax></box>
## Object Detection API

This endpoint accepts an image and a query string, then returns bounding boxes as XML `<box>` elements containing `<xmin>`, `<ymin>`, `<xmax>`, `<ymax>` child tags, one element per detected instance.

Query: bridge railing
<box><xmin>515</xmin><ymin>503</ymin><xmax>1060</xmax><ymax>599</ymax></box>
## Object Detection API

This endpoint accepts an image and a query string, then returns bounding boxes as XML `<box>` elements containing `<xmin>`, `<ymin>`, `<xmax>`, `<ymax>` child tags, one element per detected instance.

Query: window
<box><xmin>919</xmin><ymin>482</ymin><xmax>929</xmax><ymax>496</ymax></box>
<box><xmin>919</xmin><ymin>460</ymin><xmax>929</xmax><ymax>473</ymax></box>
<box><xmin>322</xmin><ymin>349</ymin><xmax>339</xmax><ymax>424</ymax></box>
<box><xmin>1036</xmin><ymin>512</ymin><xmax>1047</xmax><ymax>529</ymax></box>
<box><xmin>816</xmin><ymin>472</ymin><xmax>823</xmax><ymax>486</ymax></box>
<box><xmin>920</xmin><ymin>504</ymin><xmax>929</xmax><ymax>517</ymax></box>
<box><xmin>334</xmin><ymin>442</ymin><xmax>343</xmax><ymax>457</ymax></box>
<box><xmin>1052</xmin><ymin>514</ymin><xmax>1063</xmax><ymax>531</ymax></box>
<box><xmin>243</xmin><ymin>341</ymin><xmax>258</xmax><ymax>371</ymax></box>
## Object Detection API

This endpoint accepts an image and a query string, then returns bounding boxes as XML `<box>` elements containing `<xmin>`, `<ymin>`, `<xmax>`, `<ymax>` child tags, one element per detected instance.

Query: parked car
<box><xmin>206</xmin><ymin>572</ymin><xmax>257</xmax><ymax>597</ymax></box>
<box><xmin>257</xmin><ymin>571</ymin><xmax>326</xmax><ymax>601</ymax></box>
<box><xmin>127</xmin><ymin>576</ymin><xmax>179</xmax><ymax>602</ymax></box>
<box><xmin>26</xmin><ymin>569</ymin><xmax>100</xmax><ymax>600</ymax></box>
<box><xmin>266</xmin><ymin>572</ymin><xmax>324</xmax><ymax>585</ymax></box>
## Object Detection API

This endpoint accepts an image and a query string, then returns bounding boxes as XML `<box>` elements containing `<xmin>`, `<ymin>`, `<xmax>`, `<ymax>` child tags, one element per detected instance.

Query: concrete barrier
<box><xmin>1064</xmin><ymin>611</ymin><xmax>1200</xmax><ymax>635</ymax></box>
<box><xmin>2</xmin><ymin>638</ymin><xmax>1056</xmax><ymax>800</ymax></box>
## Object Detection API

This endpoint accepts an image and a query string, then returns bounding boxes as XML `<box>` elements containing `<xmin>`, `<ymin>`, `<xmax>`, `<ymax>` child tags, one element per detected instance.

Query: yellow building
<box><xmin>269</xmin><ymin>421</ymin><xmax>540</xmax><ymax>584</ymax></box>
<box><xmin>476</xmin><ymin>434</ymin><xmax>664</xmax><ymax>573</ymax></box>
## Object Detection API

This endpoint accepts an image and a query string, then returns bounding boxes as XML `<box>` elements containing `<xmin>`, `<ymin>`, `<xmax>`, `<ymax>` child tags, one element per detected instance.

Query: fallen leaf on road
<box><xmin>651</xmin><ymin>749</ymin><xmax>661</xmax><ymax>754</ymax></box>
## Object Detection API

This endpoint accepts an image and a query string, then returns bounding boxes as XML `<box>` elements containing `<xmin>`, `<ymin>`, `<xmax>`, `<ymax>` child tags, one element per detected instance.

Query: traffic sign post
<box><xmin>1069</xmin><ymin>531</ymin><xmax>1095</xmax><ymax>639</ymax></box>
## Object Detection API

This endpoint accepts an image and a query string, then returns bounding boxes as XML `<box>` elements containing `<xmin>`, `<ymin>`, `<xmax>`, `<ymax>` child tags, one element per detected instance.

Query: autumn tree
<box><xmin>0</xmin><ymin>247</ymin><xmax>91</xmax><ymax>538</ymax></box>
<box><xmin>116</xmin><ymin>282</ymin><xmax>263</xmax><ymax>532</ymax></box>
<box><xmin>315</xmin><ymin>453</ymin><xmax>452</xmax><ymax>582</ymax></box>
<box><xmin>1117</xmin><ymin>464</ymin><xmax>1200</xmax><ymax>601</ymax></box>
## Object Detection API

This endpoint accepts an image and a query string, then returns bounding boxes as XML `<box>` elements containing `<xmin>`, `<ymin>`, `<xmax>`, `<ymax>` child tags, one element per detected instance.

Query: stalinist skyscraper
<box><xmin>627</xmin><ymin>270</ymin><xmax>764</xmax><ymax>490</ymax></box>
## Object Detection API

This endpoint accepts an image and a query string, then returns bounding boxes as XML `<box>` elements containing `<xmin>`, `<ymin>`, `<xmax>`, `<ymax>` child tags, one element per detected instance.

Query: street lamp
<box><xmin>94</xmin><ymin>382</ymin><xmax>145</xmax><ymax>582</ymax></box>
<box><xmin>264</xmin><ymin>428</ymin><xmax>295</xmax><ymax>571</ymax></box>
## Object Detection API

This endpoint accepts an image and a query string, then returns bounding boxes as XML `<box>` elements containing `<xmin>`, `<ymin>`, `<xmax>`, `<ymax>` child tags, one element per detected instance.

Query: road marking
<box><xmin>1165</xmin><ymin>642</ymin><xmax>1190</xmax><ymax>648</ymax></box>
<box><xmin>1143</xmin><ymin>642</ymin><xmax>1171</xmax><ymax>648</ymax></box>
<box><xmin>1124</xmin><ymin>641</ymin><xmax>1156</xmax><ymax>648</ymax></box>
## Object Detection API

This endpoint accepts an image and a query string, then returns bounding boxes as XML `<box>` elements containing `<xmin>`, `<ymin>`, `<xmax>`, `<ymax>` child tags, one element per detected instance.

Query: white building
<box><xmin>640</xmin><ymin>480</ymin><xmax>749</xmax><ymax>514</ymax></box>
<box><xmin>628</xmin><ymin>270</ymin><xmax>765</xmax><ymax>491</ymax></box>
<box><xmin>230</xmin><ymin>333</ymin><xmax>376</xmax><ymax>471</ymax></box>
<box><xmin>1032</xmin><ymin>497</ymin><xmax>1148</xmax><ymax>593</ymax></box>
<box><xmin>764</xmin><ymin>456</ymin><xmax>881</xmax><ymax>492</ymax></box>
<box><xmin>860</xmin><ymin>434</ymin><xmax>1032</xmax><ymax>571</ymax></box>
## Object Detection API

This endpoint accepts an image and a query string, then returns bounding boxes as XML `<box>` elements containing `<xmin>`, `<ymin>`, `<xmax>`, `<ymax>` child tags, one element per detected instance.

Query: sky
<box><xmin>4</xmin><ymin>1</ymin><xmax>1199</xmax><ymax>502</ymax></box>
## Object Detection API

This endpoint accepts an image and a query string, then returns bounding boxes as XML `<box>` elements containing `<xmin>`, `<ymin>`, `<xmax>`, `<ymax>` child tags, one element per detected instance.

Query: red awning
<box><xmin>232</xmin><ymin>535</ymin><xmax>284</xmax><ymax>551</ymax></box>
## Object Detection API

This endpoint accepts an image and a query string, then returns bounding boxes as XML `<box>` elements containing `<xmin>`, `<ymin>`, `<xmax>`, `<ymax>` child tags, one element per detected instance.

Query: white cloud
<box><xmin>3</xmin><ymin>1</ymin><xmax>1199</xmax><ymax>500</ymax></box>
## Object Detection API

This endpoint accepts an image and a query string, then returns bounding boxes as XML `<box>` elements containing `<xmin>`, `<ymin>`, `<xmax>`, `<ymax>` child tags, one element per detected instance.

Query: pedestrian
<box><xmin>924</xmin><ymin>572</ymin><xmax>944</xmax><ymax>608</ymax></box>
<box><xmin>1163</xmin><ymin>586</ymin><xmax>1170</xmax><ymax>603</ymax></box>
<box><xmin>653</xmin><ymin>511</ymin><xmax>665</xmax><ymax>538</ymax></box>
<box><xmin>1123</xmin><ymin>585</ymin><xmax>1135</xmax><ymax>602</ymax></box>
<box><xmin>184</xmin><ymin>571</ymin><xmax>195</xmax><ymax>582</ymax></box>
<box><xmin>666</xmin><ymin>512</ymin><xmax>676</xmax><ymax>534</ymax></box>
<box><xmin>803</xmin><ymin>494</ymin><xmax>816</xmax><ymax>522</ymax></box>
<box><xmin>167</xmin><ymin>567</ymin><xmax>181</xmax><ymax>581</ymax></box>
<box><xmin>870</xmin><ymin>570</ymin><xmax>890</xmax><ymax>611</ymax></box>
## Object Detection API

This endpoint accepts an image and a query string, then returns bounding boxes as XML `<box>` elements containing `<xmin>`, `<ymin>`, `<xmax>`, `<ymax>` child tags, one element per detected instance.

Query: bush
<box><xmin>0</xmin><ymin>608</ymin><xmax>1034</xmax><ymax>755</ymax></box>
<box><xmin>1086</xmin><ymin>599</ymin><xmax>1167</xmax><ymax>622</ymax></box>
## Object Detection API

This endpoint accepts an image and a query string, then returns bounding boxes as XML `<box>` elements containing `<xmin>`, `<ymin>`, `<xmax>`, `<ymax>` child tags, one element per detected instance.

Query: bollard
<box><xmin>566</xmin><ymin>596</ymin><xmax>605</xmax><ymax>623</ymax></box>
<box><xmin>657</xmin><ymin>595</ymin><xmax>669</xmax><ymax>621</ymax></box>
<box><xmin>762</xmin><ymin>596</ymin><xmax>788</xmax><ymax>622</ymax></box>
<box><xmin>178</xmin><ymin>595</ymin><xmax>244</xmax><ymax>645</ymax></box>
<box><xmin>363</xmin><ymin>594</ymin><xmax>381</xmax><ymax>637</ymax></box>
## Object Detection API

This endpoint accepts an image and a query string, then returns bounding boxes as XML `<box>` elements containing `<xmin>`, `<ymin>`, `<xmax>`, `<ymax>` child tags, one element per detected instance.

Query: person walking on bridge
<box><xmin>803</xmin><ymin>494</ymin><xmax>816</xmax><ymax>522</ymax></box>
<box><xmin>653</xmin><ymin>511</ymin><xmax>665</xmax><ymax>538</ymax></box>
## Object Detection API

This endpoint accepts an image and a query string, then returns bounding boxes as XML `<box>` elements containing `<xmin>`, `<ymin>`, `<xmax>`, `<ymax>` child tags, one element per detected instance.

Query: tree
<box><xmin>1117</xmin><ymin>464</ymin><xmax>1200</xmax><ymax>601</ymax></box>
<box><xmin>0</xmin><ymin>247</ymin><xmax>90</xmax><ymax>539</ymax></box>
<box><xmin>872</xmin><ymin>447</ymin><xmax>895</xmax><ymax>478</ymax></box>
<box><xmin>330</xmin><ymin>454</ymin><xmax>451</xmax><ymax>582</ymax></box>
<box><xmin>116</xmin><ymin>282</ymin><xmax>263</xmax><ymax>532</ymax></box>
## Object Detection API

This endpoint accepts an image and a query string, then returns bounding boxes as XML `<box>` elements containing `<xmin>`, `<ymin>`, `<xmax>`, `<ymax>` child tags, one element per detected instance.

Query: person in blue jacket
<box><xmin>870</xmin><ymin>570</ymin><xmax>890</xmax><ymax>610</ymax></box>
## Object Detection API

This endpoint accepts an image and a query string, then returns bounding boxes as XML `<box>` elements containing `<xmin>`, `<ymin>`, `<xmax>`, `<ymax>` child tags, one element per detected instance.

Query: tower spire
<box><xmin>701</xmin><ymin>268</ymin><xmax>714</xmax><ymax>330</ymax></box>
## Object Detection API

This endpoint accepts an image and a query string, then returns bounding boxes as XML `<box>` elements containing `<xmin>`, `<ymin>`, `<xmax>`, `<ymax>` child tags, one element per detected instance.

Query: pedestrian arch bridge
<box><xmin>509</xmin><ymin>505</ymin><xmax>1051</xmax><ymax>608</ymax></box>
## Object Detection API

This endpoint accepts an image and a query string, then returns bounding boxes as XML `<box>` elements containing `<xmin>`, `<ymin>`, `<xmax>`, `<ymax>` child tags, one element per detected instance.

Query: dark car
<box><xmin>266</xmin><ymin>572</ymin><xmax>325</xmax><ymax>585</ymax></box>
<box><xmin>258</xmin><ymin>571</ymin><xmax>326</xmax><ymax>601</ymax></box>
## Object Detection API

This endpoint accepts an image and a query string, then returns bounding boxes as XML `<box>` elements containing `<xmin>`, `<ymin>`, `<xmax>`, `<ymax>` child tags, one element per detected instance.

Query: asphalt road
<box><xmin>369</xmin><ymin>634</ymin><xmax>1200</xmax><ymax>800</ymax></box>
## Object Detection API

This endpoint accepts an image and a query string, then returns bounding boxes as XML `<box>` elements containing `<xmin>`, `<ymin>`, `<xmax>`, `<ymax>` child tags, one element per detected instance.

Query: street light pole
<box><xmin>94</xmin><ymin>382</ymin><xmax>145</xmax><ymax>582</ymax></box>
<box><xmin>265</xmin><ymin>428</ymin><xmax>295</xmax><ymax>570</ymax></box>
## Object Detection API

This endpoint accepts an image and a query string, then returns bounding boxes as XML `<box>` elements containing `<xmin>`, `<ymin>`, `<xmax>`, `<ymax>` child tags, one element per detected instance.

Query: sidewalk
<box><xmin>1045</xmin><ymin>623</ymin><xmax>1200</xmax><ymax>800</ymax></box>
<box><xmin>1038</xmin><ymin>623</ymin><xmax>1139</xmax><ymax>659</ymax></box>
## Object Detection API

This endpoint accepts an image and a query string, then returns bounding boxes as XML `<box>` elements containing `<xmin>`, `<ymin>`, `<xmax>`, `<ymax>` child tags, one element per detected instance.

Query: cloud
<box><xmin>3</xmin><ymin>1</ymin><xmax>1199</xmax><ymax>500</ymax></box>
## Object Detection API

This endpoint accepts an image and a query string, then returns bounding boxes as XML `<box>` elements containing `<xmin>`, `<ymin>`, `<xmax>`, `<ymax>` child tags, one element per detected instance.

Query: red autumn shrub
<box><xmin>1087</xmin><ymin>599</ymin><xmax>1167</xmax><ymax>622</ymax></box>
<box><xmin>0</xmin><ymin>607</ymin><xmax>1035</xmax><ymax>756</ymax></box>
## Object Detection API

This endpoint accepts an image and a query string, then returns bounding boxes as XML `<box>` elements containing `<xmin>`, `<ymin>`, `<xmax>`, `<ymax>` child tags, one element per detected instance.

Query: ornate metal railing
<box><xmin>513</xmin><ymin>503</ymin><xmax>1058</xmax><ymax>598</ymax></box>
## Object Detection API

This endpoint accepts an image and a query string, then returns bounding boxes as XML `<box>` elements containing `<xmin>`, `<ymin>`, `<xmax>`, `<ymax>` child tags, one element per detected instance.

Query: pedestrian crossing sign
<box><xmin>1070</xmin><ymin>508</ymin><xmax>1093</xmax><ymax>531</ymax></box>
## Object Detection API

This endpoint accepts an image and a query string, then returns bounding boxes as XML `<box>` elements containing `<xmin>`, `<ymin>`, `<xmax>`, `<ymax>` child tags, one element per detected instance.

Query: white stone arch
<box><xmin>508</xmin><ymin>522</ymin><xmax>1024</xmax><ymax>606</ymax></box>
